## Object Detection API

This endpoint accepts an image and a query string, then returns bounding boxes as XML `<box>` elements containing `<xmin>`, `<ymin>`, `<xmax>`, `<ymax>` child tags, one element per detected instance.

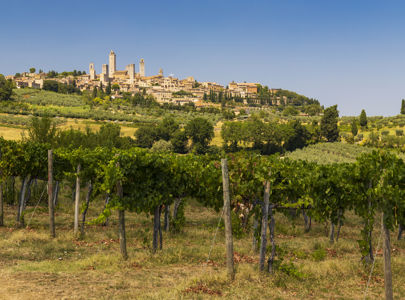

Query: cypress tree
<box><xmin>106</xmin><ymin>82</ymin><xmax>112</xmax><ymax>95</ymax></box>
<box><xmin>359</xmin><ymin>109</ymin><xmax>367</xmax><ymax>128</ymax></box>
<box><xmin>92</xmin><ymin>87</ymin><xmax>97</xmax><ymax>99</ymax></box>
<box><xmin>320</xmin><ymin>105</ymin><xmax>339</xmax><ymax>142</ymax></box>
<box><xmin>351</xmin><ymin>119</ymin><xmax>358</xmax><ymax>136</ymax></box>
<box><xmin>401</xmin><ymin>99</ymin><xmax>405</xmax><ymax>115</ymax></box>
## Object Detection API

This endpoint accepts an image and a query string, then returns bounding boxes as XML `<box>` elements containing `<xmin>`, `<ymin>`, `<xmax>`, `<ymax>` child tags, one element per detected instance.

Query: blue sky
<box><xmin>1</xmin><ymin>0</ymin><xmax>405</xmax><ymax>116</ymax></box>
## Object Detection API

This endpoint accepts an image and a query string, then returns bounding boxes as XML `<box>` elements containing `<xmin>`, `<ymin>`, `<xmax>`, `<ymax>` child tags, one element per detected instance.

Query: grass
<box><xmin>0</xmin><ymin>186</ymin><xmax>404</xmax><ymax>299</ymax></box>
<box><xmin>0</xmin><ymin>116</ymin><xmax>138</xmax><ymax>141</ymax></box>
<box><xmin>0</xmin><ymin>125</ymin><xmax>24</xmax><ymax>140</ymax></box>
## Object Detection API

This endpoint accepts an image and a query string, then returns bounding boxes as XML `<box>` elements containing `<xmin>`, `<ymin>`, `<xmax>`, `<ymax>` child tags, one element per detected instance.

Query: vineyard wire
<box><xmin>26</xmin><ymin>184</ymin><xmax>47</xmax><ymax>228</ymax></box>
<box><xmin>363</xmin><ymin>215</ymin><xmax>383</xmax><ymax>300</ymax></box>
<box><xmin>205</xmin><ymin>205</ymin><xmax>225</xmax><ymax>266</ymax></box>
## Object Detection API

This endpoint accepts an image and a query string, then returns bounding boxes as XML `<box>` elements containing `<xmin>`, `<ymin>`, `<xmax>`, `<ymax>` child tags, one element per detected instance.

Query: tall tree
<box><xmin>401</xmin><ymin>99</ymin><xmax>405</xmax><ymax>115</ymax></box>
<box><xmin>106</xmin><ymin>82</ymin><xmax>112</xmax><ymax>95</ymax></box>
<box><xmin>0</xmin><ymin>75</ymin><xmax>13</xmax><ymax>101</ymax></box>
<box><xmin>351</xmin><ymin>119</ymin><xmax>358</xmax><ymax>136</ymax></box>
<box><xmin>185</xmin><ymin>117</ymin><xmax>214</xmax><ymax>153</ymax></box>
<box><xmin>92</xmin><ymin>87</ymin><xmax>98</xmax><ymax>99</ymax></box>
<box><xmin>0</xmin><ymin>74</ymin><xmax>13</xmax><ymax>101</ymax></box>
<box><xmin>320</xmin><ymin>105</ymin><xmax>339</xmax><ymax>142</ymax></box>
<box><xmin>359</xmin><ymin>109</ymin><xmax>368</xmax><ymax>128</ymax></box>
<box><xmin>25</xmin><ymin>117</ymin><xmax>58</xmax><ymax>145</ymax></box>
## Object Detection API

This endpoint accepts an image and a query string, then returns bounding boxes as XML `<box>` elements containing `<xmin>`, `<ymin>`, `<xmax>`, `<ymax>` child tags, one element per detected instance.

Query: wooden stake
<box><xmin>382</xmin><ymin>213</ymin><xmax>393</xmax><ymax>300</ymax></box>
<box><xmin>48</xmin><ymin>150</ymin><xmax>55</xmax><ymax>238</ymax></box>
<box><xmin>74</xmin><ymin>164</ymin><xmax>80</xmax><ymax>235</ymax></box>
<box><xmin>259</xmin><ymin>180</ymin><xmax>270</xmax><ymax>271</ymax></box>
<box><xmin>116</xmin><ymin>162</ymin><xmax>127</xmax><ymax>260</ymax></box>
<box><xmin>0</xmin><ymin>181</ymin><xmax>3</xmax><ymax>227</ymax></box>
<box><xmin>0</xmin><ymin>149</ymin><xmax>3</xmax><ymax>227</ymax></box>
<box><xmin>221</xmin><ymin>158</ymin><xmax>235</xmax><ymax>280</ymax></box>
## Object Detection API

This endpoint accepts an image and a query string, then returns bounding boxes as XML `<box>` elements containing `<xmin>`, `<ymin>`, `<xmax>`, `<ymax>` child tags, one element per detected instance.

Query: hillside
<box><xmin>285</xmin><ymin>142</ymin><xmax>405</xmax><ymax>164</ymax></box>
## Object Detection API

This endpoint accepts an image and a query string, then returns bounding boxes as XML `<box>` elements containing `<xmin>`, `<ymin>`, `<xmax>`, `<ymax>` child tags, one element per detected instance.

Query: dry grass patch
<box><xmin>0</xmin><ymin>197</ymin><xmax>403</xmax><ymax>299</ymax></box>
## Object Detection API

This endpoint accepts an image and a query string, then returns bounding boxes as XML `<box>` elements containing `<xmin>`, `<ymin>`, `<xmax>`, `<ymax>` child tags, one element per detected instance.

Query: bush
<box><xmin>151</xmin><ymin>139</ymin><xmax>173</xmax><ymax>152</ymax></box>
<box><xmin>311</xmin><ymin>248</ymin><xmax>327</xmax><ymax>261</ymax></box>
<box><xmin>396</xmin><ymin>129</ymin><xmax>403</xmax><ymax>136</ymax></box>
<box><xmin>279</xmin><ymin>262</ymin><xmax>306</xmax><ymax>279</ymax></box>
<box><xmin>342</xmin><ymin>133</ymin><xmax>354</xmax><ymax>144</ymax></box>
<box><xmin>381</xmin><ymin>130</ymin><xmax>389</xmax><ymax>136</ymax></box>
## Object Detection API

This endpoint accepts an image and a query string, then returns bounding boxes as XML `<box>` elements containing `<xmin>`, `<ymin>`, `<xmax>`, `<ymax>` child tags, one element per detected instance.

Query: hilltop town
<box><xmin>6</xmin><ymin>50</ymin><xmax>295</xmax><ymax>107</ymax></box>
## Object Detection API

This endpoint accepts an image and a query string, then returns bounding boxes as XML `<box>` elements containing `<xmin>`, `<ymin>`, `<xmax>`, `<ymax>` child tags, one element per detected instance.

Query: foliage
<box><xmin>0</xmin><ymin>74</ymin><xmax>14</xmax><ymax>101</ymax></box>
<box><xmin>1</xmin><ymin>137</ymin><xmax>405</xmax><ymax>260</ymax></box>
<box><xmin>401</xmin><ymin>99</ymin><xmax>405</xmax><ymax>115</ymax></box>
<box><xmin>359</xmin><ymin>109</ymin><xmax>368</xmax><ymax>128</ymax></box>
<box><xmin>351</xmin><ymin>119</ymin><xmax>358</xmax><ymax>136</ymax></box>
<box><xmin>185</xmin><ymin>117</ymin><xmax>214</xmax><ymax>154</ymax></box>
<box><xmin>43</xmin><ymin>80</ymin><xmax>81</xmax><ymax>95</ymax></box>
<box><xmin>221</xmin><ymin>117</ymin><xmax>315</xmax><ymax>154</ymax></box>
<box><xmin>321</xmin><ymin>105</ymin><xmax>339</xmax><ymax>142</ymax></box>
<box><xmin>151</xmin><ymin>140</ymin><xmax>173</xmax><ymax>152</ymax></box>
<box><xmin>285</xmin><ymin>142</ymin><xmax>381</xmax><ymax>164</ymax></box>
<box><xmin>172</xmin><ymin>90</ymin><xmax>193</xmax><ymax>97</ymax></box>
<box><xmin>24</xmin><ymin>116</ymin><xmax>58</xmax><ymax>145</ymax></box>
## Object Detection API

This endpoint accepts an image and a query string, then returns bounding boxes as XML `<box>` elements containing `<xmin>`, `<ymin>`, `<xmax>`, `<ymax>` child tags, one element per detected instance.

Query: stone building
<box><xmin>89</xmin><ymin>63</ymin><xmax>96</xmax><ymax>80</ymax></box>
<box><xmin>109</xmin><ymin>50</ymin><xmax>116</xmax><ymax>78</ymax></box>
<box><xmin>101</xmin><ymin>64</ymin><xmax>109</xmax><ymax>84</ymax></box>
<box><xmin>139</xmin><ymin>59</ymin><xmax>145</xmax><ymax>77</ymax></box>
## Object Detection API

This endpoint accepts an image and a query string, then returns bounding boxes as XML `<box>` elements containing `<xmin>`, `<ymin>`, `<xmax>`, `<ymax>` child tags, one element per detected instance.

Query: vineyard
<box><xmin>285</xmin><ymin>142</ymin><xmax>373</xmax><ymax>163</ymax></box>
<box><xmin>0</xmin><ymin>139</ymin><xmax>405</xmax><ymax>298</ymax></box>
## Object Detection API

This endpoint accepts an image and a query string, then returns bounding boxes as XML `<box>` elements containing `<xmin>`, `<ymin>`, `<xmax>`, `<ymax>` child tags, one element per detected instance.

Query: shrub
<box><xmin>151</xmin><ymin>140</ymin><xmax>173</xmax><ymax>152</ymax></box>
<box><xmin>279</xmin><ymin>262</ymin><xmax>306</xmax><ymax>279</ymax></box>
<box><xmin>311</xmin><ymin>248</ymin><xmax>327</xmax><ymax>261</ymax></box>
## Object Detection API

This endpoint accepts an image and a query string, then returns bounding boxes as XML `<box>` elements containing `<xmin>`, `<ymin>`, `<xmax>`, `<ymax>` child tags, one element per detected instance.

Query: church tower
<box><xmin>109</xmin><ymin>50</ymin><xmax>116</xmax><ymax>78</ymax></box>
<box><xmin>139</xmin><ymin>58</ymin><xmax>145</xmax><ymax>77</ymax></box>
<box><xmin>89</xmin><ymin>63</ymin><xmax>96</xmax><ymax>80</ymax></box>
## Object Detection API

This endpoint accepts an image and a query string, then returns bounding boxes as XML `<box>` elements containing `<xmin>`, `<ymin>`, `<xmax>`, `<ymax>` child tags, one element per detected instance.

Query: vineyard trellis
<box><xmin>0</xmin><ymin>137</ymin><xmax>404</xmax><ymax>296</ymax></box>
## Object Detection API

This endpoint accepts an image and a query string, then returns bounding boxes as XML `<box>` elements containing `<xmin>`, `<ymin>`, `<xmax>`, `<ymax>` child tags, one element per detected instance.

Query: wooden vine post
<box><xmin>116</xmin><ymin>161</ymin><xmax>128</xmax><ymax>260</ymax></box>
<box><xmin>48</xmin><ymin>150</ymin><xmax>55</xmax><ymax>238</ymax></box>
<box><xmin>0</xmin><ymin>148</ymin><xmax>3</xmax><ymax>227</ymax></box>
<box><xmin>221</xmin><ymin>158</ymin><xmax>235</xmax><ymax>280</ymax></box>
<box><xmin>74</xmin><ymin>164</ymin><xmax>81</xmax><ymax>235</ymax></box>
<box><xmin>259</xmin><ymin>179</ymin><xmax>270</xmax><ymax>271</ymax></box>
<box><xmin>382</xmin><ymin>213</ymin><xmax>393</xmax><ymax>300</ymax></box>
<box><xmin>0</xmin><ymin>177</ymin><xmax>3</xmax><ymax>227</ymax></box>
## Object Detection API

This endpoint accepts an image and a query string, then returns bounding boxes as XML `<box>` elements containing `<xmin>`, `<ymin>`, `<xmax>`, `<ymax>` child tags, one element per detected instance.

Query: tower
<box><xmin>126</xmin><ymin>64</ymin><xmax>135</xmax><ymax>82</ymax></box>
<box><xmin>159</xmin><ymin>68</ymin><xmax>163</xmax><ymax>77</ymax></box>
<box><xmin>109</xmin><ymin>50</ymin><xmax>116</xmax><ymax>78</ymax></box>
<box><xmin>89</xmin><ymin>63</ymin><xmax>96</xmax><ymax>80</ymax></box>
<box><xmin>139</xmin><ymin>58</ymin><xmax>145</xmax><ymax>77</ymax></box>
<box><xmin>101</xmin><ymin>64</ymin><xmax>109</xmax><ymax>84</ymax></box>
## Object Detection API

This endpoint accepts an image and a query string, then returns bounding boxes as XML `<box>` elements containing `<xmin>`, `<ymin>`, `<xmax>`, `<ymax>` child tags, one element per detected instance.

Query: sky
<box><xmin>1</xmin><ymin>0</ymin><xmax>405</xmax><ymax>116</ymax></box>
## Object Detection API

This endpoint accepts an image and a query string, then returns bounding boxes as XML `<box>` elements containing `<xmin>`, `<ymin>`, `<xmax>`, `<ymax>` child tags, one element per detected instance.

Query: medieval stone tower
<box><xmin>109</xmin><ymin>50</ymin><xmax>116</xmax><ymax>77</ymax></box>
<box><xmin>126</xmin><ymin>64</ymin><xmax>135</xmax><ymax>82</ymax></box>
<box><xmin>89</xmin><ymin>63</ymin><xmax>96</xmax><ymax>80</ymax></box>
<box><xmin>139</xmin><ymin>58</ymin><xmax>145</xmax><ymax>77</ymax></box>
<box><xmin>101</xmin><ymin>64</ymin><xmax>109</xmax><ymax>84</ymax></box>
